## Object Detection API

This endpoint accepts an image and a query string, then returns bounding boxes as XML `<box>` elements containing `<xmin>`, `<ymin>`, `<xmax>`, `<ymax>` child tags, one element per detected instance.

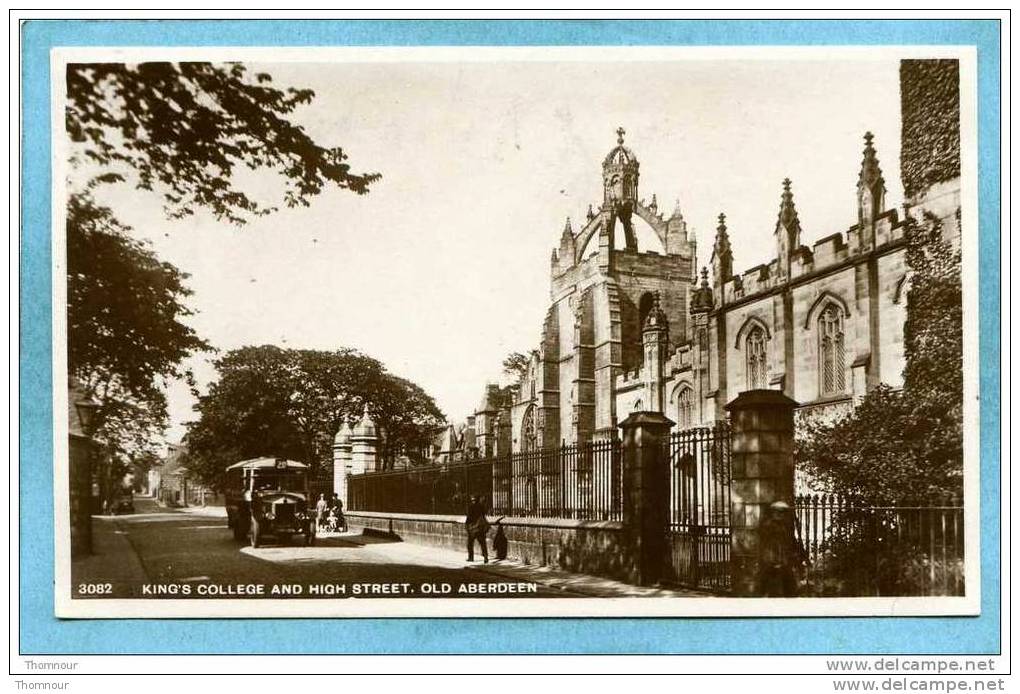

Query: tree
<box><xmin>796</xmin><ymin>213</ymin><xmax>963</xmax><ymax>503</ymax></box>
<box><xmin>65</xmin><ymin>62</ymin><xmax>382</xmax><ymax>505</ymax></box>
<box><xmin>486</xmin><ymin>350</ymin><xmax>535</xmax><ymax>411</ymax></box>
<box><xmin>501</xmin><ymin>351</ymin><xmax>532</xmax><ymax>384</ymax></box>
<box><xmin>68</xmin><ymin>191</ymin><xmax>209</xmax><ymax>410</ymax></box>
<box><xmin>66</xmin><ymin>62</ymin><xmax>380</xmax><ymax>225</ymax></box>
<box><xmin>67</xmin><ymin>191</ymin><xmax>210</xmax><ymax>508</ymax></box>
<box><xmin>183</xmin><ymin>346</ymin><xmax>445</xmax><ymax>487</ymax></box>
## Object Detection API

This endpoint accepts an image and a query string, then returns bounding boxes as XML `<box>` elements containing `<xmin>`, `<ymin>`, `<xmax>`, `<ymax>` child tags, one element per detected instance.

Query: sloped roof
<box><xmin>225</xmin><ymin>457</ymin><xmax>309</xmax><ymax>471</ymax></box>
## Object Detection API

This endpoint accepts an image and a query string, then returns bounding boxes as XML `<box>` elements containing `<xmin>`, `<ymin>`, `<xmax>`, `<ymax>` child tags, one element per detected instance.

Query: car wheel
<box><xmin>249</xmin><ymin>517</ymin><xmax>260</xmax><ymax>548</ymax></box>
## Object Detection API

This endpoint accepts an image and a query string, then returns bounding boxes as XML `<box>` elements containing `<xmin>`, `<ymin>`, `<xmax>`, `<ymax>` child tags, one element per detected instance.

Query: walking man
<box><xmin>465</xmin><ymin>495</ymin><xmax>489</xmax><ymax>563</ymax></box>
<box><xmin>331</xmin><ymin>492</ymin><xmax>347</xmax><ymax>532</ymax></box>
<box><xmin>315</xmin><ymin>493</ymin><xmax>328</xmax><ymax>525</ymax></box>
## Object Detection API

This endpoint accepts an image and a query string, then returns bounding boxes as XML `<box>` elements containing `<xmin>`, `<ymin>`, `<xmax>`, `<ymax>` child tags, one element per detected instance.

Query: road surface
<box><xmin>71</xmin><ymin>498</ymin><xmax>569</xmax><ymax>599</ymax></box>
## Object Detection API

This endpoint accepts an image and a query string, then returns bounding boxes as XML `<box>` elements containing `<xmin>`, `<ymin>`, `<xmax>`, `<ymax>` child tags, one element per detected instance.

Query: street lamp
<box><xmin>74</xmin><ymin>397</ymin><xmax>101</xmax><ymax>438</ymax></box>
<box><xmin>72</xmin><ymin>395</ymin><xmax>101</xmax><ymax>556</ymax></box>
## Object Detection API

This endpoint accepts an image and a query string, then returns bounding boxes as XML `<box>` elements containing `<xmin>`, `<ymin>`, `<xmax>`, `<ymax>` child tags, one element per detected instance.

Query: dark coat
<box><xmin>465</xmin><ymin>501</ymin><xmax>489</xmax><ymax>533</ymax></box>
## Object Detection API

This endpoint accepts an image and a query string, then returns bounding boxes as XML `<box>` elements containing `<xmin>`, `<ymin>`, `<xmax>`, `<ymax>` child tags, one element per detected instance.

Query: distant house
<box><xmin>159</xmin><ymin>443</ymin><xmax>217</xmax><ymax>507</ymax></box>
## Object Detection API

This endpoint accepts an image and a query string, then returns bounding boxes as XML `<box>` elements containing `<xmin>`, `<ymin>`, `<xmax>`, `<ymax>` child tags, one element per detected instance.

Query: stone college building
<box><xmin>338</xmin><ymin>59</ymin><xmax>962</xmax><ymax>471</ymax></box>
<box><xmin>496</xmin><ymin>59</ymin><xmax>962</xmax><ymax>455</ymax></box>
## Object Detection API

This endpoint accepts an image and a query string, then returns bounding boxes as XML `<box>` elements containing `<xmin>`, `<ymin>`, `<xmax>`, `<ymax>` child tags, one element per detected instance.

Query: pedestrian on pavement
<box><xmin>331</xmin><ymin>493</ymin><xmax>347</xmax><ymax>532</ymax></box>
<box><xmin>315</xmin><ymin>494</ymin><xmax>328</xmax><ymax>529</ymax></box>
<box><xmin>464</xmin><ymin>495</ymin><xmax>490</xmax><ymax>563</ymax></box>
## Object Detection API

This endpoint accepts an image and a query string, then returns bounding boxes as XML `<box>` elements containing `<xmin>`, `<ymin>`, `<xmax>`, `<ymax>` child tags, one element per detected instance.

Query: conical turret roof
<box><xmin>351</xmin><ymin>403</ymin><xmax>377</xmax><ymax>438</ymax></box>
<box><xmin>333</xmin><ymin>420</ymin><xmax>352</xmax><ymax>444</ymax></box>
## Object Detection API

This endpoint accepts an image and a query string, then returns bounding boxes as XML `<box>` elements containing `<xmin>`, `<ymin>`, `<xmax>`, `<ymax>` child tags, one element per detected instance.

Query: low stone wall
<box><xmin>346</xmin><ymin>511</ymin><xmax>634</xmax><ymax>583</ymax></box>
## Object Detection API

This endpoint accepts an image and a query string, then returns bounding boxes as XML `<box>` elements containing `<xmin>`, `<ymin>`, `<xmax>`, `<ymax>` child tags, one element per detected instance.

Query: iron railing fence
<box><xmin>663</xmin><ymin>422</ymin><xmax>732</xmax><ymax>592</ymax></box>
<box><xmin>309</xmin><ymin>470</ymin><xmax>333</xmax><ymax>503</ymax></box>
<box><xmin>348</xmin><ymin>439</ymin><xmax>623</xmax><ymax>521</ymax></box>
<box><xmin>795</xmin><ymin>493</ymin><xmax>965</xmax><ymax>597</ymax></box>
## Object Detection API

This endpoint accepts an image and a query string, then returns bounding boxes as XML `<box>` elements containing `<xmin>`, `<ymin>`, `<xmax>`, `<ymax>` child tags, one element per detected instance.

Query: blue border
<box><xmin>20</xmin><ymin>19</ymin><xmax>1001</xmax><ymax>655</ymax></box>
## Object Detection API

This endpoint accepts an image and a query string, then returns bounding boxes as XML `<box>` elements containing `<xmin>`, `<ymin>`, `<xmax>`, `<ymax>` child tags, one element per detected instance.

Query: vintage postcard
<box><xmin>52</xmin><ymin>45</ymin><xmax>980</xmax><ymax>619</ymax></box>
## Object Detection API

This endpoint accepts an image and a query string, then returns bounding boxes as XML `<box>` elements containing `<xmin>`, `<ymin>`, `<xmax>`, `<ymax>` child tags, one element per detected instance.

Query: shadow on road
<box><xmin>81</xmin><ymin>504</ymin><xmax>569</xmax><ymax>599</ymax></box>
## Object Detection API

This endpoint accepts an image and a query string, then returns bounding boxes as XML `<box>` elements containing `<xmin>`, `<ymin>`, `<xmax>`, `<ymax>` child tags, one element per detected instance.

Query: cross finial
<box><xmin>864</xmin><ymin>131</ymin><xmax>874</xmax><ymax>146</ymax></box>
<box><xmin>701</xmin><ymin>266</ymin><xmax>710</xmax><ymax>285</ymax></box>
<box><xmin>782</xmin><ymin>177</ymin><xmax>792</xmax><ymax>191</ymax></box>
<box><xmin>718</xmin><ymin>212</ymin><xmax>727</xmax><ymax>226</ymax></box>
<box><xmin>616</xmin><ymin>126</ymin><xmax>626</xmax><ymax>145</ymax></box>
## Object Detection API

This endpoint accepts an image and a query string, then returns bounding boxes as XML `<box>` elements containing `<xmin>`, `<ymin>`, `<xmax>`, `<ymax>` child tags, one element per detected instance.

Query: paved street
<box><xmin>71</xmin><ymin>498</ymin><xmax>573</xmax><ymax>599</ymax></box>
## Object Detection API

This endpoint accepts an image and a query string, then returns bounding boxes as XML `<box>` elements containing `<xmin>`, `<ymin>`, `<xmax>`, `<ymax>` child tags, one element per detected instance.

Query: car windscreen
<box><xmin>251</xmin><ymin>471</ymin><xmax>306</xmax><ymax>492</ymax></box>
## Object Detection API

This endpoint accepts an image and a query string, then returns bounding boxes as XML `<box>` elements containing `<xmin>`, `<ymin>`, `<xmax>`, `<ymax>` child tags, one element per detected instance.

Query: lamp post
<box><xmin>72</xmin><ymin>396</ymin><xmax>101</xmax><ymax>555</ymax></box>
<box><xmin>74</xmin><ymin>398</ymin><xmax>101</xmax><ymax>437</ymax></box>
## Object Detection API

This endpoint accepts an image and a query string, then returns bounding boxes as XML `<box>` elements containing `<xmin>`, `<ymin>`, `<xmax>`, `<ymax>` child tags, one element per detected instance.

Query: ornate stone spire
<box><xmin>857</xmin><ymin>131</ymin><xmax>886</xmax><ymax>226</ymax></box>
<box><xmin>778</xmin><ymin>178</ymin><xmax>801</xmax><ymax>233</ymax></box>
<box><xmin>775</xmin><ymin>179</ymin><xmax>802</xmax><ymax>280</ymax></box>
<box><xmin>558</xmin><ymin>215</ymin><xmax>576</xmax><ymax>258</ymax></box>
<box><xmin>586</xmin><ymin>204</ymin><xmax>596</xmax><ymax>221</ymax></box>
<box><xmin>649</xmin><ymin>193</ymin><xmax>658</xmax><ymax>212</ymax></box>
<box><xmin>710</xmin><ymin>212</ymin><xmax>733</xmax><ymax>286</ymax></box>
<box><xmin>642</xmin><ymin>291</ymin><xmax>668</xmax><ymax>332</ymax></box>
<box><xmin>858</xmin><ymin>132</ymin><xmax>885</xmax><ymax>190</ymax></box>
<box><xmin>669</xmin><ymin>199</ymin><xmax>683</xmax><ymax>220</ymax></box>
<box><xmin>690</xmin><ymin>266</ymin><xmax>715</xmax><ymax>314</ymax></box>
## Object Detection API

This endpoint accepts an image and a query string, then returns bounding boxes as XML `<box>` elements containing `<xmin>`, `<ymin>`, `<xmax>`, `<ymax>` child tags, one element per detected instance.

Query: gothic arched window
<box><xmin>818</xmin><ymin>305</ymin><xmax>846</xmax><ymax>395</ymax></box>
<box><xmin>522</xmin><ymin>405</ymin><xmax>538</xmax><ymax>452</ymax></box>
<box><xmin>745</xmin><ymin>327</ymin><xmax>768</xmax><ymax>390</ymax></box>
<box><xmin>676</xmin><ymin>386</ymin><xmax>694</xmax><ymax>430</ymax></box>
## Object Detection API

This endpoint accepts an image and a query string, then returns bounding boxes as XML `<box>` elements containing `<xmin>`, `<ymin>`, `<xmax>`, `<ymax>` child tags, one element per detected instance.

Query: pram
<box><xmin>321</xmin><ymin>507</ymin><xmax>348</xmax><ymax>534</ymax></box>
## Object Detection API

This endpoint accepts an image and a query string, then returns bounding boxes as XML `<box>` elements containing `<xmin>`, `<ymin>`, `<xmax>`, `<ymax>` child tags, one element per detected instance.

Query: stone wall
<box><xmin>346</xmin><ymin>511</ymin><xmax>634</xmax><ymax>582</ymax></box>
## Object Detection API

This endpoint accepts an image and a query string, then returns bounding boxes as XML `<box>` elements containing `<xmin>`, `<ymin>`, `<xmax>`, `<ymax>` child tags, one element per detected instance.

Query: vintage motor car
<box><xmin>224</xmin><ymin>457</ymin><xmax>315</xmax><ymax>547</ymax></box>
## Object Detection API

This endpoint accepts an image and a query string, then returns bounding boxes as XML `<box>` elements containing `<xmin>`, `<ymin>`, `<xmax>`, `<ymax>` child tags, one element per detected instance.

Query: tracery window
<box><xmin>676</xmin><ymin>386</ymin><xmax>694</xmax><ymax>430</ymax></box>
<box><xmin>745</xmin><ymin>326</ymin><xmax>768</xmax><ymax>390</ymax></box>
<box><xmin>522</xmin><ymin>405</ymin><xmax>538</xmax><ymax>452</ymax></box>
<box><xmin>818</xmin><ymin>305</ymin><xmax>846</xmax><ymax>395</ymax></box>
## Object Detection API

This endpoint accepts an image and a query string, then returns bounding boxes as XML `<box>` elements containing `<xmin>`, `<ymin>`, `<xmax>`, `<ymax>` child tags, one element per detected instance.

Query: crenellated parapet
<box><xmin>664</xmin><ymin>343</ymin><xmax>693</xmax><ymax>378</ymax></box>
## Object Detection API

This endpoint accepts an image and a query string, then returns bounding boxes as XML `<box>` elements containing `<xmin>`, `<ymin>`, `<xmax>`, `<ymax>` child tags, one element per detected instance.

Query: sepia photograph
<box><xmin>52</xmin><ymin>46</ymin><xmax>979</xmax><ymax>619</ymax></box>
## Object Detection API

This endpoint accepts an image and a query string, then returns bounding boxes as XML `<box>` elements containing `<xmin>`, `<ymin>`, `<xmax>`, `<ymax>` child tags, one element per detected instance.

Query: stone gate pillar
<box><xmin>350</xmin><ymin>405</ymin><xmax>380</xmax><ymax>474</ymax></box>
<box><xmin>332</xmin><ymin>422</ymin><xmax>352</xmax><ymax>505</ymax></box>
<box><xmin>725</xmin><ymin>390</ymin><xmax>798</xmax><ymax>597</ymax></box>
<box><xmin>618</xmin><ymin>411</ymin><xmax>674</xmax><ymax>586</ymax></box>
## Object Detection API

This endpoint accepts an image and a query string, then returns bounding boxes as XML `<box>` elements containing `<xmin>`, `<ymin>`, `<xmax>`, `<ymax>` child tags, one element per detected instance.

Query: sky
<box><xmin>87</xmin><ymin>56</ymin><xmax>903</xmax><ymax>443</ymax></box>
